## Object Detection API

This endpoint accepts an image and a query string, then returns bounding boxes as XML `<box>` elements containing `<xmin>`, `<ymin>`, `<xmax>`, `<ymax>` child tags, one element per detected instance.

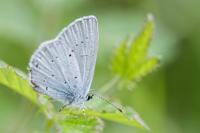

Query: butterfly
<box><xmin>28</xmin><ymin>16</ymin><xmax>98</xmax><ymax>107</ymax></box>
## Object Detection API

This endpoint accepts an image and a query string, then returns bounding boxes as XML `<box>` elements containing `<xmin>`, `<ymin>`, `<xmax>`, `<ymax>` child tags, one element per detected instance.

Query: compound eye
<box><xmin>86</xmin><ymin>94</ymin><xmax>94</xmax><ymax>101</ymax></box>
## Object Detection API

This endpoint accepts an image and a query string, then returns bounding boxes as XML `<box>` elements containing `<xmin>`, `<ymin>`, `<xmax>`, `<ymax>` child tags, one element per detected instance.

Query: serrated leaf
<box><xmin>111</xmin><ymin>38</ymin><xmax>127</xmax><ymax>75</ymax></box>
<box><xmin>0</xmin><ymin>61</ymin><xmax>103</xmax><ymax>132</ymax></box>
<box><xmin>0</xmin><ymin>61</ymin><xmax>37</xmax><ymax>103</ymax></box>
<box><xmin>0</xmin><ymin>60</ymin><xmax>149</xmax><ymax>132</ymax></box>
<box><xmin>127</xmin><ymin>14</ymin><xmax>154</xmax><ymax>69</ymax></box>
<box><xmin>111</xmin><ymin>14</ymin><xmax>159</xmax><ymax>84</ymax></box>
<box><xmin>128</xmin><ymin>57</ymin><xmax>159</xmax><ymax>80</ymax></box>
<box><xmin>61</xmin><ymin>97</ymin><xmax>149</xmax><ymax>130</ymax></box>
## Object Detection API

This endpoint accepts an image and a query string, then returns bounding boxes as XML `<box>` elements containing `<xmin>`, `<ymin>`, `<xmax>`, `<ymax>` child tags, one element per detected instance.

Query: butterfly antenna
<box><xmin>92</xmin><ymin>93</ymin><xmax>123</xmax><ymax>113</ymax></box>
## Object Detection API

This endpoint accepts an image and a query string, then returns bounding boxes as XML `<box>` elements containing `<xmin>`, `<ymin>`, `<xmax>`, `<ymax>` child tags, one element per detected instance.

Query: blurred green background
<box><xmin>0</xmin><ymin>0</ymin><xmax>200</xmax><ymax>133</ymax></box>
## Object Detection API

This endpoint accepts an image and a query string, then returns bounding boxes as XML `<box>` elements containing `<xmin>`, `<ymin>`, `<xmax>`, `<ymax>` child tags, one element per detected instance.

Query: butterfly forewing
<box><xmin>29</xmin><ymin>16</ymin><xmax>98</xmax><ymax>104</ymax></box>
<box><xmin>57</xmin><ymin>16</ymin><xmax>98</xmax><ymax>97</ymax></box>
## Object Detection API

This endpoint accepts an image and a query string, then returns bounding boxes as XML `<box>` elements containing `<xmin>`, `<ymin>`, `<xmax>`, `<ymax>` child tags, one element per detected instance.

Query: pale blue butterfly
<box><xmin>29</xmin><ymin>16</ymin><xmax>98</xmax><ymax>107</ymax></box>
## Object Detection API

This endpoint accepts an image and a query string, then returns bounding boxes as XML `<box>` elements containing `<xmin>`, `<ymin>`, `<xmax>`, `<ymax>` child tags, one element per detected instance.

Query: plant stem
<box><xmin>98</xmin><ymin>76</ymin><xmax>120</xmax><ymax>94</ymax></box>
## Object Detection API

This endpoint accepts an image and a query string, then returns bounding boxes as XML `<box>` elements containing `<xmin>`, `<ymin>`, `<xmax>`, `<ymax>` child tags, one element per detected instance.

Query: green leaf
<box><xmin>128</xmin><ymin>57</ymin><xmax>160</xmax><ymax>81</ymax></box>
<box><xmin>111</xmin><ymin>38</ymin><xmax>127</xmax><ymax>75</ymax></box>
<box><xmin>0</xmin><ymin>60</ymin><xmax>149</xmax><ymax>132</ymax></box>
<box><xmin>111</xmin><ymin>14</ymin><xmax>159</xmax><ymax>83</ymax></box>
<box><xmin>61</xmin><ymin>98</ymin><xmax>149</xmax><ymax>131</ymax></box>
<box><xmin>0</xmin><ymin>61</ymin><xmax>37</xmax><ymax>103</ymax></box>
<box><xmin>61</xmin><ymin>116</ymin><xmax>104</xmax><ymax>133</ymax></box>
<box><xmin>127</xmin><ymin>14</ymin><xmax>154</xmax><ymax>68</ymax></box>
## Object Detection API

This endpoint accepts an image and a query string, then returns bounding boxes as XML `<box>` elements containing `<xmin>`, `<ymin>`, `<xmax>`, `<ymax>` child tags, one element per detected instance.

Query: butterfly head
<box><xmin>86</xmin><ymin>93</ymin><xmax>94</xmax><ymax>101</ymax></box>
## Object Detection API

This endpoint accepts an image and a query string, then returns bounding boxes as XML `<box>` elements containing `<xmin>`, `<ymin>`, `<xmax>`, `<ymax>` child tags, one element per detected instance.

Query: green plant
<box><xmin>0</xmin><ymin>14</ymin><xmax>159</xmax><ymax>133</ymax></box>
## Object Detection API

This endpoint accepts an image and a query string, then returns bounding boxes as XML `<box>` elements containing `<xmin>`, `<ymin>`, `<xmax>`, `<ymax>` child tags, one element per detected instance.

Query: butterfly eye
<box><xmin>86</xmin><ymin>94</ymin><xmax>94</xmax><ymax>101</ymax></box>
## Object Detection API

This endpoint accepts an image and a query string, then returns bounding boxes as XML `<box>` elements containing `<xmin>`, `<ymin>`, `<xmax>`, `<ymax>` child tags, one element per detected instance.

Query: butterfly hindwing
<box><xmin>29</xmin><ymin>40</ymin><xmax>83</xmax><ymax>103</ymax></box>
